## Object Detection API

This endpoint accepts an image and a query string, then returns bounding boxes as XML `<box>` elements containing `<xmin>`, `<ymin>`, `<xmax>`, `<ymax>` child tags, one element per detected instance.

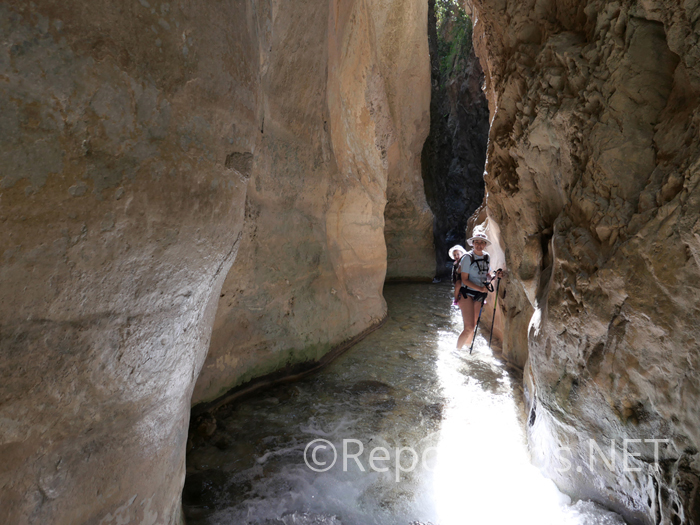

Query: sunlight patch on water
<box><xmin>185</xmin><ymin>284</ymin><xmax>626</xmax><ymax>525</ymax></box>
<box><xmin>429</xmin><ymin>310</ymin><xmax>583</xmax><ymax>525</ymax></box>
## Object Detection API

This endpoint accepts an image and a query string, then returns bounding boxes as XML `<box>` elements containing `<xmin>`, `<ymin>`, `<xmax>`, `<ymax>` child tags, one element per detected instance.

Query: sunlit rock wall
<box><xmin>0</xmin><ymin>1</ymin><xmax>251</xmax><ymax>523</ymax></box>
<box><xmin>469</xmin><ymin>0</ymin><xmax>700</xmax><ymax>522</ymax></box>
<box><xmin>193</xmin><ymin>0</ymin><xmax>431</xmax><ymax>405</ymax></box>
<box><xmin>0</xmin><ymin>0</ymin><xmax>430</xmax><ymax>523</ymax></box>
<box><xmin>381</xmin><ymin>2</ymin><xmax>435</xmax><ymax>282</ymax></box>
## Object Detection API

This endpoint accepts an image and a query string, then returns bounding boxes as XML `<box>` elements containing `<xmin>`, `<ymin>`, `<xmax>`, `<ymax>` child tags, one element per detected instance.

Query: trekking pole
<box><xmin>468</xmin><ymin>300</ymin><xmax>485</xmax><ymax>355</ymax></box>
<box><xmin>469</xmin><ymin>281</ymin><xmax>493</xmax><ymax>355</ymax></box>
<box><xmin>488</xmin><ymin>273</ymin><xmax>502</xmax><ymax>350</ymax></box>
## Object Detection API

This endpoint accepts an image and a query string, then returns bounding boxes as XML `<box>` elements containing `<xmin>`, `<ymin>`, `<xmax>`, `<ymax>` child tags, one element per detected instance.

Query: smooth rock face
<box><xmin>0</xmin><ymin>2</ymin><xmax>253</xmax><ymax>523</ymax></box>
<box><xmin>382</xmin><ymin>2</ymin><xmax>435</xmax><ymax>282</ymax></box>
<box><xmin>193</xmin><ymin>0</ymin><xmax>431</xmax><ymax>404</ymax></box>
<box><xmin>0</xmin><ymin>2</ymin><xmax>254</xmax><ymax>524</ymax></box>
<box><xmin>0</xmin><ymin>0</ymin><xmax>429</xmax><ymax>523</ymax></box>
<box><xmin>470</xmin><ymin>0</ymin><xmax>700</xmax><ymax>522</ymax></box>
<box><xmin>1</xmin><ymin>0</ymin><xmax>431</xmax><ymax>522</ymax></box>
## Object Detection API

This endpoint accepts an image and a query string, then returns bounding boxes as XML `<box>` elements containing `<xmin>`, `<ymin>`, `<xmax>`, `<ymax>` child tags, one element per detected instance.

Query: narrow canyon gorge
<box><xmin>1</xmin><ymin>1</ymin><xmax>699</xmax><ymax>525</ymax></box>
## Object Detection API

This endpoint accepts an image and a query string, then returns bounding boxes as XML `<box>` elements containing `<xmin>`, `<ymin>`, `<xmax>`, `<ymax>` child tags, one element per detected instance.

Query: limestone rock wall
<box><xmin>382</xmin><ymin>1</ymin><xmax>435</xmax><ymax>281</ymax></box>
<box><xmin>0</xmin><ymin>0</ymin><xmax>431</xmax><ymax>523</ymax></box>
<box><xmin>469</xmin><ymin>0</ymin><xmax>700</xmax><ymax>522</ymax></box>
<box><xmin>0</xmin><ymin>2</ymin><xmax>252</xmax><ymax>523</ymax></box>
<box><xmin>193</xmin><ymin>0</ymin><xmax>431</xmax><ymax>405</ymax></box>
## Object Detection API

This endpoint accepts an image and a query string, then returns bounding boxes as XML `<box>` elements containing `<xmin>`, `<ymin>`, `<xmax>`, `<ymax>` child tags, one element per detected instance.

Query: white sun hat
<box><xmin>467</xmin><ymin>232</ymin><xmax>491</xmax><ymax>246</ymax></box>
<box><xmin>448</xmin><ymin>245</ymin><xmax>467</xmax><ymax>260</ymax></box>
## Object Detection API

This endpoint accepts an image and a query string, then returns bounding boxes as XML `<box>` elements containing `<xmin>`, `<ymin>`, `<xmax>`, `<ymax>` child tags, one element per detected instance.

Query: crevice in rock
<box><xmin>421</xmin><ymin>0</ymin><xmax>489</xmax><ymax>279</ymax></box>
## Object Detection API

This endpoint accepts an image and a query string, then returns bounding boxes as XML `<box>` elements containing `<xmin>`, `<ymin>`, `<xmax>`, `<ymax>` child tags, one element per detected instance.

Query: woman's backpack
<box><xmin>453</xmin><ymin>252</ymin><xmax>490</xmax><ymax>285</ymax></box>
<box><xmin>452</xmin><ymin>254</ymin><xmax>467</xmax><ymax>284</ymax></box>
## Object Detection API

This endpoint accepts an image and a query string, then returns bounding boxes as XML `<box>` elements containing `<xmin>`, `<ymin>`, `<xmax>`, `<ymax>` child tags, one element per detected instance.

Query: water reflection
<box><xmin>185</xmin><ymin>283</ymin><xmax>625</xmax><ymax>525</ymax></box>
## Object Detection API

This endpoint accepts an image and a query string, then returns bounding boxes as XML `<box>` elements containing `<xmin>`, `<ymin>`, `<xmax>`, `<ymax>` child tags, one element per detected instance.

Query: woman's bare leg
<box><xmin>456</xmin><ymin>297</ymin><xmax>476</xmax><ymax>349</ymax></box>
<box><xmin>468</xmin><ymin>299</ymin><xmax>484</xmax><ymax>348</ymax></box>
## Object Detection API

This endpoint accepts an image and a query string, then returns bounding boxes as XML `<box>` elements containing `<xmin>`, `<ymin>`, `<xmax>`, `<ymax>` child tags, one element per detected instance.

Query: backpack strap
<box><xmin>467</xmin><ymin>251</ymin><xmax>490</xmax><ymax>271</ymax></box>
<box><xmin>461</xmin><ymin>252</ymin><xmax>472</xmax><ymax>268</ymax></box>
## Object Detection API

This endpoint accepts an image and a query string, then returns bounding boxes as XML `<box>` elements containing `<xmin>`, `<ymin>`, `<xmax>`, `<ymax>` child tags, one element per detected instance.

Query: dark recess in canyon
<box><xmin>421</xmin><ymin>0</ymin><xmax>489</xmax><ymax>279</ymax></box>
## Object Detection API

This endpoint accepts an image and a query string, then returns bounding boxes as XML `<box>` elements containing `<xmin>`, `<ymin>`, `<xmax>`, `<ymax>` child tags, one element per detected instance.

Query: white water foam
<box><xmin>188</xmin><ymin>284</ymin><xmax>628</xmax><ymax>525</ymax></box>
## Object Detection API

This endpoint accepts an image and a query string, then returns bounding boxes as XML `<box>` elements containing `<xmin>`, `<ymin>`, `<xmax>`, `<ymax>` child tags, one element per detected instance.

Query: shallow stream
<box><xmin>184</xmin><ymin>283</ymin><xmax>626</xmax><ymax>525</ymax></box>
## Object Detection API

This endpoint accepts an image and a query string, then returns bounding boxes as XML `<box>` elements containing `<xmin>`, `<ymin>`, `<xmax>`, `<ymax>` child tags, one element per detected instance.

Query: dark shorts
<box><xmin>460</xmin><ymin>287</ymin><xmax>487</xmax><ymax>304</ymax></box>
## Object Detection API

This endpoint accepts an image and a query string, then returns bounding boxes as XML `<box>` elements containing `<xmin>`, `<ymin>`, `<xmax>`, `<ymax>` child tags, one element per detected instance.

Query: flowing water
<box><xmin>185</xmin><ymin>283</ymin><xmax>626</xmax><ymax>525</ymax></box>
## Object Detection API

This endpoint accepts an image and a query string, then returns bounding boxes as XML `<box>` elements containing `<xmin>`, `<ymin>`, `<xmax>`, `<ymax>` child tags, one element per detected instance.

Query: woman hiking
<box><xmin>453</xmin><ymin>232</ymin><xmax>503</xmax><ymax>350</ymax></box>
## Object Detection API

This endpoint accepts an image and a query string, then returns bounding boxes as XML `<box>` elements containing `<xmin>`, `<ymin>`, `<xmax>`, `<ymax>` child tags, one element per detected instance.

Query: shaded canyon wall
<box><xmin>469</xmin><ymin>0</ymin><xmax>700</xmax><ymax>522</ymax></box>
<box><xmin>0</xmin><ymin>0</ymin><xmax>431</xmax><ymax>523</ymax></box>
<box><xmin>192</xmin><ymin>0</ymin><xmax>432</xmax><ymax>405</ymax></box>
<box><xmin>422</xmin><ymin>0</ymin><xmax>489</xmax><ymax>279</ymax></box>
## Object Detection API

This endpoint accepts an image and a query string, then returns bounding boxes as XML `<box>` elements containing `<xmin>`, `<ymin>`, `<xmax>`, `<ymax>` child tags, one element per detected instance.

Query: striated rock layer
<box><xmin>194</xmin><ymin>0</ymin><xmax>431</xmax><ymax>405</ymax></box>
<box><xmin>469</xmin><ymin>0</ymin><xmax>700</xmax><ymax>522</ymax></box>
<box><xmin>0</xmin><ymin>0</ymin><xmax>430</xmax><ymax>523</ymax></box>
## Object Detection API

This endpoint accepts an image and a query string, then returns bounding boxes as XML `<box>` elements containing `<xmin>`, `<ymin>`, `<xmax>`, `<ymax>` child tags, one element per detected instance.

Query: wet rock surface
<box><xmin>469</xmin><ymin>0</ymin><xmax>700</xmax><ymax>522</ymax></box>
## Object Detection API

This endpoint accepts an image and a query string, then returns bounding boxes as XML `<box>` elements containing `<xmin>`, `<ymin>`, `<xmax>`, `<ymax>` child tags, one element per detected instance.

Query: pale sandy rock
<box><xmin>469</xmin><ymin>0</ymin><xmax>700</xmax><ymax>522</ymax></box>
<box><xmin>382</xmin><ymin>0</ymin><xmax>435</xmax><ymax>281</ymax></box>
<box><xmin>0</xmin><ymin>0</ymin><xmax>432</xmax><ymax>523</ymax></box>
<box><xmin>194</xmin><ymin>0</ymin><xmax>432</xmax><ymax>405</ymax></box>
<box><xmin>0</xmin><ymin>1</ymin><xmax>254</xmax><ymax>523</ymax></box>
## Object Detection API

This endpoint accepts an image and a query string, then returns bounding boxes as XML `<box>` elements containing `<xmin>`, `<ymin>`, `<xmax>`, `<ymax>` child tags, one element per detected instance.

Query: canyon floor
<box><xmin>184</xmin><ymin>283</ymin><xmax>627</xmax><ymax>525</ymax></box>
